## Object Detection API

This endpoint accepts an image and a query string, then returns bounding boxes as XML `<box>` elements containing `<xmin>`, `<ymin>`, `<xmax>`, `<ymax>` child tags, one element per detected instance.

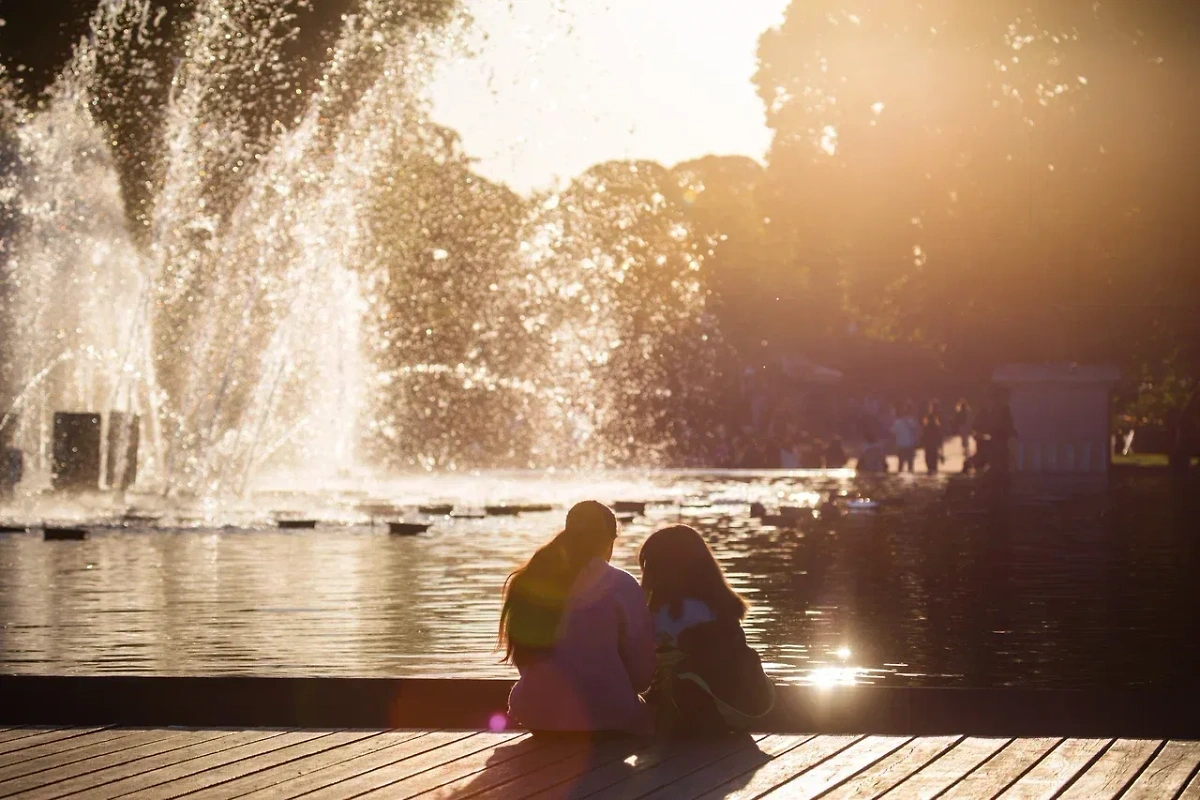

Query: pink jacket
<box><xmin>508</xmin><ymin>559</ymin><xmax>657</xmax><ymax>732</ymax></box>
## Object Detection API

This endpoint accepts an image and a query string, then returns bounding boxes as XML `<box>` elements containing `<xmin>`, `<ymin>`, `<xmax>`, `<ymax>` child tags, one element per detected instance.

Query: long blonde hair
<box><xmin>499</xmin><ymin>501</ymin><xmax>617</xmax><ymax>665</ymax></box>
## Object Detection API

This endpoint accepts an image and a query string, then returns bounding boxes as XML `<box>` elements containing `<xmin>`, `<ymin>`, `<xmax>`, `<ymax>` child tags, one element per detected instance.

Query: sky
<box><xmin>425</xmin><ymin>0</ymin><xmax>790</xmax><ymax>194</ymax></box>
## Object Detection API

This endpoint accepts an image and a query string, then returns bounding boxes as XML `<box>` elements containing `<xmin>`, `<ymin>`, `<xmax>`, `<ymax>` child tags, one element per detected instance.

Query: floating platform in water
<box><xmin>612</xmin><ymin>501</ymin><xmax>647</xmax><ymax>515</ymax></box>
<box><xmin>277</xmin><ymin>519</ymin><xmax>318</xmax><ymax>530</ymax></box>
<box><xmin>513</xmin><ymin>503</ymin><xmax>553</xmax><ymax>513</ymax></box>
<box><xmin>417</xmin><ymin>504</ymin><xmax>453</xmax><ymax>516</ymax></box>
<box><xmin>44</xmin><ymin>527</ymin><xmax>88</xmax><ymax>541</ymax></box>
<box><xmin>484</xmin><ymin>506</ymin><xmax>522</xmax><ymax>517</ymax></box>
<box><xmin>388</xmin><ymin>522</ymin><xmax>431</xmax><ymax>536</ymax></box>
<box><xmin>450</xmin><ymin>510</ymin><xmax>487</xmax><ymax>520</ymax></box>
<box><xmin>0</xmin><ymin>525</ymin><xmax>29</xmax><ymax>534</ymax></box>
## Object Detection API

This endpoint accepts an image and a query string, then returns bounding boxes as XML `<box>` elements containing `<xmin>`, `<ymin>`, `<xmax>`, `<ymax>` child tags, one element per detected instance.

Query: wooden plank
<box><xmin>0</xmin><ymin>732</ymin><xmax>49</xmax><ymax>746</ymax></box>
<box><xmin>399</xmin><ymin>734</ymin><xmax>634</xmax><ymax>800</ymax></box>
<box><xmin>1</xmin><ymin>730</ymin><xmax>278</xmax><ymax>800</ymax></box>
<box><xmin>878</xmin><ymin>738</ymin><xmax>1010</xmax><ymax>799</ymax></box>
<box><xmin>234</xmin><ymin>732</ymin><xmax>473</xmax><ymax>800</ymax></box>
<box><xmin>759</xmin><ymin>737</ymin><xmax>911</xmax><ymax>799</ymax></box>
<box><xmin>519</xmin><ymin>735</ymin><xmax>767</xmax><ymax>800</ymax></box>
<box><xmin>577</xmin><ymin>734</ymin><xmax>770</xmax><ymax>799</ymax></box>
<box><xmin>996</xmin><ymin>738</ymin><xmax>1110</xmax><ymax>799</ymax></box>
<box><xmin>636</xmin><ymin>735</ymin><xmax>811</xmax><ymax>800</ymax></box>
<box><xmin>0</xmin><ymin>729</ymin><xmax>134</xmax><ymax>775</ymax></box>
<box><xmin>437</xmin><ymin>736</ymin><xmax>652</xmax><ymax>800</ymax></box>
<box><xmin>822</xmin><ymin>737</ymin><xmax>962</xmax><ymax>800</ymax></box>
<box><xmin>62</xmin><ymin>731</ymin><xmax>330</xmax><ymax>800</ymax></box>
<box><xmin>181</xmin><ymin>731</ymin><xmax>426</xmax><ymax>800</ymax></box>
<box><xmin>1122</xmin><ymin>741</ymin><xmax>1200</xmax><ymax>799</ymax></box>
<box><xmin>0</xmin><ymin>731</ymin><xmax>233</xmax><ymax>799</ymax></box>
<box><xmin>1056</xmin><ymin>739</ymin><xmax>1160</xmax><ymax>799</ymax></box>
<box><xmin>693</xmin><ymin>736</ymin><xmax>861</xmax><ymax>800</ymax></box>
<box><xmin>0</xmin><ymin>729</ymin><xmax>189</xmax><ymax>783</ymax></box>
<box><xmin>939</xmin><ymin>738</ymin><xmax>1061</xmax><ymax>799</ymax></box>
<box><xmin>116</xmin><ymin>731</ymin><xmax>381</xmax><ymax>800</ymax></box>
<box><xmin>0</xmin><ymin>728</ymin><xmax>107</xmax><ymax>757</ymax></box>
<box><xmin>297</xmin><ymin>733</ymin><xmax>523</xmax><ymax>800</ymax></box>
<box><xmin>1177</xmin><ymin>761</ymin><xmax>1200</xmax><ymax>800</ymax></box>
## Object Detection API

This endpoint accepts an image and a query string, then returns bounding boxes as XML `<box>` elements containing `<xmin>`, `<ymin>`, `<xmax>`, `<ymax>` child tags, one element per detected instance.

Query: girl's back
<box><xmin>501</xmin><ymin>501</ymin><xmax>655</xmax><ymax>734</ymax></box>
<box><xmin>640</xmin><ymin>525</ymin><xmax>774</xmax><ymax>734</ymax></box>
<box><xmin>508</xmin><ymin>558</ymin><xmax>655</xmax><ymax>732</ymax></box>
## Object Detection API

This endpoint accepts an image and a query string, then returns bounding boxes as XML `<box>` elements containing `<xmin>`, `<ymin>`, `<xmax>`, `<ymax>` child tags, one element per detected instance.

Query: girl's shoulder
<box><xmin>655</xmin><ymin>598</ymin><xmax>717</xmax><ymax>638</ymax></box>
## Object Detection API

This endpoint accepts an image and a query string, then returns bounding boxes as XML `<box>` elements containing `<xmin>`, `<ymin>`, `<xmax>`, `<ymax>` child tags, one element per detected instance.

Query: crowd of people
<box><xmin>705</xmin><ymin>390</ymin><xmax>1016</xmax><ymax>475</ymax></box>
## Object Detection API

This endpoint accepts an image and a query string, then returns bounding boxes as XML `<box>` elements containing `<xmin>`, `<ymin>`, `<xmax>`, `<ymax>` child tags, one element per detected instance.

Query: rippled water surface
<box><xmin>2</xmin><ymin>471</ymin><xmax>1198</xmax><ymax>687</ymax></box>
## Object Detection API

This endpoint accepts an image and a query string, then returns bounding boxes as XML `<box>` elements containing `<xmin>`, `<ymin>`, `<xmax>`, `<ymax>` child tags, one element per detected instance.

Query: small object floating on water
<box><xmin>417</xmin><ymin>504</ymin><xmax>454</xmax><ymax>516</ymax></box>
<box><xmin>485</xmin><ymin>505</ymin><xmax>522</xmax><ymax>517</ymax></box>
<box><xmin>615</xmin><ymin>513</ymin><xmax>637</xmax><ymax>524</ymax></box>
<box><xmin>44</xmin><ymin>527</ymin><xmax>88</xmax><ymax>541</ymax></box>
<box><xmin>278</xmin><ymin>519</ymin><xmax>318</xmax><ymax>530</ymax></box>
<box><xmin>514</xmin><ymin>503</ymin><xmax>554</xmax><ymax>514</ymax></box>
<box><xmin>612</xmin><ymin>501</ymin><xmax>648</xmax><ymax>515</ymax></box>
<box><xmin>451</xmin><ymin>509</ymin><xmax>487</xmax><ymax>520</ymax></box>
<box><xmin>388</xmin><ymin>522</ymin><xmax>431</xmax><ymax>536</ymax></box>
<box><xmin>0</xmin><ymin>525</ymin><xmax>29</xmax><ymax>534</ymax></box>
<box><xmin>123</xmin><ymin>514</ymin><xmax>160</xmax><ymax>525</ymax></box>
<box><xmin>847</xmin><ymin>499</ymin><xmax>880</xmax><ymax>512</ymax></box>
<box><xmin>749</xmin><ymin>502</ymin><xmax>767</xmax><ymax>519</ymax></box>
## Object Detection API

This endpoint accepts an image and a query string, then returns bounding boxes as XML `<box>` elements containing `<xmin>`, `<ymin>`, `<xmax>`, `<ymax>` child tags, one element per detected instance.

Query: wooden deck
<box><xmin>1</xmin><ymin>727</ymin><xmax>1197</xmax><ymax>799</ymax></box>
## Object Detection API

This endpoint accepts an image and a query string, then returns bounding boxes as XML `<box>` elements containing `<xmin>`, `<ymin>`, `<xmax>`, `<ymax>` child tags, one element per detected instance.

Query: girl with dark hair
<box><xmin>638</xmin><ymin>525</ymin><xmax>774</xmax><ymax>734</ymax></box>
<box><xmin>501</xmin><ymin>501</ymin><xmax>656</xmax><ymax>733</ymax></box>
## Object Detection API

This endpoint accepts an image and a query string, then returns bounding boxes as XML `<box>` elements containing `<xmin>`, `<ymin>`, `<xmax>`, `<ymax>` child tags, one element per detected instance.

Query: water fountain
<box><xmin>0</xmin><ymin>0</ymin><xmax>716</xmax><ymax>507</ymax></box>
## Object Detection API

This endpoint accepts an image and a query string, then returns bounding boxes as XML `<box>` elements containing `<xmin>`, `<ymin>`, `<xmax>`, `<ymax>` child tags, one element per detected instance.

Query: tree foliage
<box><xmin>751</xmin><ymin>0</ymin><xmax>1200</xmax><ymax>407</ymax></box>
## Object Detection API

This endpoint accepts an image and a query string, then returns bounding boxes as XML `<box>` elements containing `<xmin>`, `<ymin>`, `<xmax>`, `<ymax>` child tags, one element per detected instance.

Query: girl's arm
<box><xmin>616</xmin><ymin>573</ymin><xmax>658</xmax><ymax>693</ymax></box>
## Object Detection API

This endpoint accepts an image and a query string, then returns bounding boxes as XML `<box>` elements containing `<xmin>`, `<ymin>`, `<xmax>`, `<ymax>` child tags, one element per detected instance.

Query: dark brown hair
<box><xmin>638</xmin><ymin>524</ymin><xmax>747</xmax><ymax>622</ymax></box>
<box><xmin>499</xmin><ymin>501</ymin><xmax>617</xmax><ymax>666</ymax></box>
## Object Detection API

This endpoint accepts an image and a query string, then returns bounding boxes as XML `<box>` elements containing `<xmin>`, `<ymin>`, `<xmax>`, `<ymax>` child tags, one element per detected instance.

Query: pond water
<box><xmin>1</xmin><ymin>471</ymin><xmax>1197</xmax><ymax>687</ymax></box>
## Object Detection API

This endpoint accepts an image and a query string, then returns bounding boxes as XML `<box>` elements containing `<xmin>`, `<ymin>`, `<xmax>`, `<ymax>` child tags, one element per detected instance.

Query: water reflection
<box><xmin>1</xmin><ymin>471</ymin><xmax>1198</xmax><ymax>688</ymax></box>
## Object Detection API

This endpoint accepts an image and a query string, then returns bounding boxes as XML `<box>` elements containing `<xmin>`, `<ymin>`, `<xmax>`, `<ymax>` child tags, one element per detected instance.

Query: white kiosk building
<box><xmin>992</xmin><ymin>364</ymin><xmax>1121</xmax><ymax>475</ymax></box>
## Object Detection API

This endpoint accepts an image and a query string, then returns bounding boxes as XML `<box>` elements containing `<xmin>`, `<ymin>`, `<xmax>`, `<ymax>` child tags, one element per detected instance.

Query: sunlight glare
<box><xmin>808</xmin><ymin>667</ymin><xmax>862</xmax><ymax>688</ymax></box>
<box><xmin>819</xmin><ymin>125</ymin><xmax>839</xmax><ymax>156</ymax></box>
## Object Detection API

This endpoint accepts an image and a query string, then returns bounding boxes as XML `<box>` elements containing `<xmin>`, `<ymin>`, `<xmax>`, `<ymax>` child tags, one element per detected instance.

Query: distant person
<box><xmin>856</xmin><ymin>432</ymin><xmax>888</xmax><ymax>473</ymax></box>
<box><xmin>892</xmin><ymin>402</ymin><xmax>920</xmax><ymax>472</ymax></box>
<box><xmin>953</xmin><ymin>398</ymin><xmax>972</xmax><ymax>457</ymax></box>
<box><xmin>921</xmin><ymin>403</ymin><xmax>944</xmax><ymax>474</ymax></box>
<box><xmin>824</xmin><ymin>436</ymin><xmax>848</xmax><ymax>469</ymax></box>
<box><xmin>1168</xmin><ymin>397</ymin><xmax>1198</xmax><ymax>476</ymax></box>
<box><xmin>974</xmin><ymin>388</ymin><xmax>1016</xmax><ymax>473</ymax></box>
<box><xmin>502</xmin><ymin>501</ymin><xmax>656</xmax><ymax>733</ymax></box>
<box><xmin>779</xmin><ymin>434</ymin><xmax>800</xmax><ymax>469</ymax></box>
<box><xmin>639</xmin><ymin>525</ymin><xmax>774</xmax><ymax>734</ymax></box>
<box><xmin>797</xmin><ymin>431</ymin><xmax>825</xmax><ymax>469</ymax></box>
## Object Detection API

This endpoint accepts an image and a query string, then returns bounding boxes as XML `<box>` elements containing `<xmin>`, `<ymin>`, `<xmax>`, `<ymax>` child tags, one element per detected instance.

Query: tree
<box><xmin>754</xmin><ymin>0</ymin><xmax>1200</xmax><ymax>399</ymax></box>
<box><xmin>529</xmin><ymin>160</ymin><xmax>724</xmax><ymax>465</ymax></box>
<box><xmin>362</xmin><ymin>125</ymin><xmax>534</xmax><ymax>470</ymax></box>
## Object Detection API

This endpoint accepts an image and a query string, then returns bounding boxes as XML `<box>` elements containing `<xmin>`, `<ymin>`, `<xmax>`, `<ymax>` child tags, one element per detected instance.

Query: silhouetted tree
<box><xmin>754</xmin><ymin>0</ymin><xmax>1200</xmax><ymax>406</ymax></box>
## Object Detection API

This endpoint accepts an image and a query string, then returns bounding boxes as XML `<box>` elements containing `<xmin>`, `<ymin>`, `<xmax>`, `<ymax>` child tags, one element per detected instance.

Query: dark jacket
<box><xmin>649</xmin><ymin>617</ymin><xmax>775</xmax><ymax>733</ymax></box>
